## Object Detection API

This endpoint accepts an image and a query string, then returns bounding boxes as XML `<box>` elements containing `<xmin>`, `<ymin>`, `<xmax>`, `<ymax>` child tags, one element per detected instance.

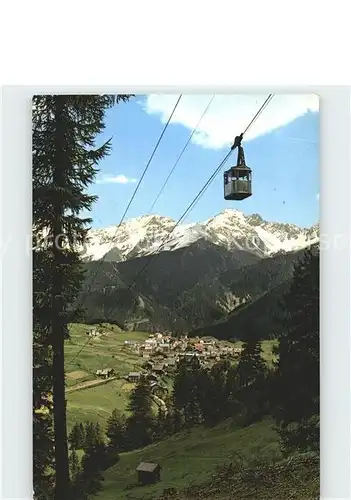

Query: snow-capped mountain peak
<box><xmin>82</xmin><ymin>210</ymin><xmax>319</xmax><ymax>262</ymax></box>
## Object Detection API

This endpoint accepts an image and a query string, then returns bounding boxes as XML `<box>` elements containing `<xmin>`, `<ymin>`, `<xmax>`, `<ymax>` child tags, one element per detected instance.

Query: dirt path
<box><xmin>66</xmin><ymin>376</ymin><xmax>117</xmax><ymax>394</ymax></box>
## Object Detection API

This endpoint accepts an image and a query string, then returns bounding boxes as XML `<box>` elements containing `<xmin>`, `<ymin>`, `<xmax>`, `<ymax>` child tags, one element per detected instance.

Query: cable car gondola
<box><xmin>224</xmin><ymin>138</ymin><xmax>252</xmax><ymax>201</ymax></box>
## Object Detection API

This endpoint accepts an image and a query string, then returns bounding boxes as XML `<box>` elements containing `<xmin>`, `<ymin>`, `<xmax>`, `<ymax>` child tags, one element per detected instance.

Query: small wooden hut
<box><xmin>136</xmin><ymin>462</ymin><xmax>161</xmax><ymax>485</ymax></box>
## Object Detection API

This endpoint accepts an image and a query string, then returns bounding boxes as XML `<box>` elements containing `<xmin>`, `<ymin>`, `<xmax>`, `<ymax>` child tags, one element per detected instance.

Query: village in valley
<box><xmin>90</xmin><ymin>327</ymin><xmax>243</xmax><ymax>391</ymax></box>
<box><xmin>125</xmin><ymin>332</ymin><xmax>242</xmax><ymax>384</ymax></box>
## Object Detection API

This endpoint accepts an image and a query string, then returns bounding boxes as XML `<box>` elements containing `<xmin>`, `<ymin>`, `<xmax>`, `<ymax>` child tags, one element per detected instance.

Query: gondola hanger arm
<box><xmin>231</xmin><ymin>133</ymin><xmax>243</xmax><ymax>151</ymax></box>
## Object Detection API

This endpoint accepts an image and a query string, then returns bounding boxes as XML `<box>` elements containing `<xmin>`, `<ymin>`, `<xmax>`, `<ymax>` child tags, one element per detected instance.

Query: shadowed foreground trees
<box><xmin>273</xmin><ymin>248</ymin><xmax>319</xmax><ymax>453</ymax></box>
<box><xmin>32</xmin><ymin>94</ymin><xmax>133</xmax><ymax>499</ymax></box>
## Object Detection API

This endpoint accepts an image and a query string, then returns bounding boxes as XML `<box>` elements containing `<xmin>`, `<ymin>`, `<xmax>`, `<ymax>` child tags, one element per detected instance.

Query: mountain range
<box><xmin>82</xmin><ymin>209</ymin><xmax>319</xmax><ymax>262</ymax></box>
<box><xmin>78</xmin><ymin>209</ymin><xmax>319</xmax><ymax>339</ymax></box>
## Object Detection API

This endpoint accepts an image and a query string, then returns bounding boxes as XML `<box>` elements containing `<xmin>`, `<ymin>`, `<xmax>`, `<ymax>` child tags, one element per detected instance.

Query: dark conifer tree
<box><xmin>237</xmin><ymin>339</ymin><xmax>266</xmax><ymax>389</ymax></box>
<box><xmin>236</xmin><ymin>332</ymin><xmax>268</xmax><ymax>423</ymax></box>
<box><xmin>202</xmin><ymin>360</ymin><xmax>233</xmax><ymax>425</ymax></box>
<box><xmin>173</xmin><ymin>358</ymin><xmax>190</xmax><ymax>418</ymax></box>
<box><xmin>173</xmin><ymin>357</ymin><xmax>202</xmax><ymax>426</ymax></box>
<box><xmin>196</xmin><ymin>367</ymin><xmax>214</xmax><ymax>425</ymax></box>
<box><xmin>68</xmin><ymin>422</ymin><xmax>85</xmax><ymax>450</ymax></box>
<box><xmin>162</xmin><ymin>394</ymin><xmax>177</xmax><ymax>436</ymax></box>
<box><xmin>33</xmin><ymin>249</ymin><xmax>55</xmax><ymax>499</ymax></box>
<box><xmin>153</xmin><ymin>407</ymin><xmax>168</xmax><ymax>441</ymax></box>
<box><xmin>273</xmin><ymin>248</ymin><xmax>319</xmax><ymax>454</ymax></box>
<box><xmin>225</xmin><ymin>363</ymin><xmax>241</xmax><ymax>419</ymax></box>
<box><xmin>83</xmin><ymin>421</ymin><xmax>97</xmax><ymax>451</ymax></box>
<box><xmin>77</xmin><ymin>424</ymin><xmax>109</xmax><ymax>496</ymax></box>
<box><xmin>106</xmin><ymin>409</ymin><xmax>127</xmax><ymax>452</ymax></box>
<box><xmin>79</xmin><ymin>422</ymin><xmax>86</xmax><ymax>447</ymax></box>
<box><xmin>126</xmin><ymin>377</ymin><xmax>155</xmax><ymax>449</ymax></box>
<box><xmin>94</xmin><ymin>422</ymin><xmax>104</xmax><ymax>446</ymax></box>
<box><xmin>79</xmin><ymin>446</ymin><xmax>105</xmax><ymax>496</ymax></box>
<box><xmin>32</xmin><ymin>94</ymin><xmax>132</xmax><ymax>499</ymax></box>
<box><xmin>68</xmin><ymin>450</ymin><xmax>81</xmax><ymax>481</ymax></box>
<box><xmin>184</xmin><ymin>356</ymin><xmax>203</xmax><ymax>425</ymax></box>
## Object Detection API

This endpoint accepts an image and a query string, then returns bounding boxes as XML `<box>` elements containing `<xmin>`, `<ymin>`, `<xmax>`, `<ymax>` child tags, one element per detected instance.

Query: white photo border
<box><xmin>1</xmin><ymin>86</ymin><xmax>350</xmax><ymax>500</ymax></box>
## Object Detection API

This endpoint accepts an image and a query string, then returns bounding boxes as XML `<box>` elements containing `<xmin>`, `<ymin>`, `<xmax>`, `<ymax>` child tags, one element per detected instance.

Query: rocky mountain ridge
<box><xmin>82</xmin><ymin>209</ymin><xmax>319</xmax><ymax>262</ymax></box>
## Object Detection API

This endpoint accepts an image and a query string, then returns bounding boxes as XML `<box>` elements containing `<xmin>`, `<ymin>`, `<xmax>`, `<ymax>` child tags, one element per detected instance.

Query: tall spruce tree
<box><xmin>68</xmin><ymin>450</ymin><xmax>81</xmax><ymax>482</ymax></box>
<box><xmin>273</xmin><ymin>247</ymin><xmax>319</xmax><ymax>454</ymax></box>
<box><xmin>32</xmin><ymin>94</ymin><xmax>132</xmax><ymax>499</ymax></box>
<box><xmin>225</xmin><ymin>363</ymin><xmax>241</xmax><ymax>419</ymax></box>
<box><xmin>173</xmin><ymin>357</ymin><xmax>202</xmax><ymax>426</ymax></box>
<box><xmin>237</xmin><ymin>340</ymin><xmax>266</xmax><ymax>389</ymax></box>
<box><xmin>153</xmin><ymin>407</ymin><xmax>168</xmax><ymax>441</ymax></box>
<box><xmin>83</xmin><ymin>421</ymin><xmax>104</xmax><ymax>451</ymax></box>
<box><xmin>126</xmin><ymin>377</ymin><xmax>154</xmax><ymax>449</ymax></box>
<box><xmin>33</xmin><ymin>244</ymin><xmax>55</xmax><ymax>498</ymax></box>
<box><xmin>69</xmin><ymin>422</ymin><xmax>85</xmax><ymax>450</ymax></box>
<box><xmin>106</xmin><ymin>409</ymin><xmax>127</xmax><ymax>452</ymax></box>
<box><xmin>204</xmin><ymin>360</ymin><xmax>233</xmax><ymax>425</ymax></box>
<box><xmin>196</xmin><ymin>367</ymin><xmax>214</xmax><ymax>425</ymax></box>
<box><xmin>236</xmin><ymin>334</ymin><xmax>268</xmax><ymax>423</ymax></box>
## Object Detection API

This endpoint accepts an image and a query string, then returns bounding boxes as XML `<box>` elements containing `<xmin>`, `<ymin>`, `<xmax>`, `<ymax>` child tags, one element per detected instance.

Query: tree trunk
<box><xmin>52</xmin><ymin>95</ymin><xmax>70</xmax><ymax>499</ymax></box>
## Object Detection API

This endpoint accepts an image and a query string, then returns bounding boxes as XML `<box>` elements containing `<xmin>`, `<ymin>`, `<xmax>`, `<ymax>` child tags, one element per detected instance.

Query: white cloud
<box><xmin>143</xmin><ymin>94</ymin><xmax>319</xmax><ymax>150</ymax></box>
<box><xmin>96</xmin><ymin>174</ymin><xmax>137</xmax><ymax>185</ymax></box>
<box><xmin>282</xmin><ymin>135</ymin><xmax>318</xmax><ymax>144</ymax></box>
<box><xmin>316</xmin><ymin>193</ymin><xmax>320</xmax><ymax>201</ymax></box>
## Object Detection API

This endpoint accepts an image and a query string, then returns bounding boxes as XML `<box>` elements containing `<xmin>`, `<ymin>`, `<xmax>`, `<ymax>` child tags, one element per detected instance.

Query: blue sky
<box><xmin>88</xmin><ymin>94</ymin><xmax>319</xmax><ymax>229</ymax></box>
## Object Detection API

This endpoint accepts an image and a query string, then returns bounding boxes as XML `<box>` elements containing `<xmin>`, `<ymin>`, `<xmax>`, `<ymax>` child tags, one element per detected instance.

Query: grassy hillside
<box><xmin>157</xmin><ymin>453</ymin><xmax>319</xmax><ymax>499</ymax></box>
<box><xmin>66</xmin><ymin>379</ymin><xmax>133</xmax><ymax>430</ymax></box>
<box><xmin>98</xmin><ymin>419</ymin><xmax>280</xmax><ymax>499</ymax></box>
<box><xmin>65</xmin><ymin>323</ymin><xmax>147</xmax><ymax>383</ymax></box>
<box><xmin>65</xmin><ymin>324</ymin><xmax>149</xmax><ymax>430</ymax></box>
<box><xmin>93</xmin><ymin>419</ymin><xmax>318</xmax><ymax>500</ymax></box>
